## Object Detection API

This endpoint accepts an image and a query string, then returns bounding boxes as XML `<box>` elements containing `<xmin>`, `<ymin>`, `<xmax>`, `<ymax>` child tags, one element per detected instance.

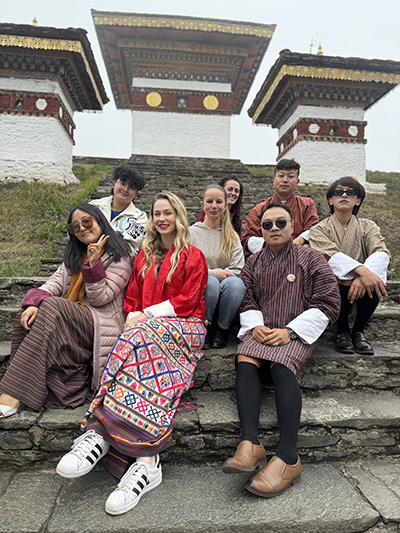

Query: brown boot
<box><xmin>222</xmin><ymin>440</ymin><xmax>267</xmax><ymax>474</ymax></box>
<box><xmin>245</xmin><ymin>455</ymin><xmax>301</xmax><ymax>497</ymax></box>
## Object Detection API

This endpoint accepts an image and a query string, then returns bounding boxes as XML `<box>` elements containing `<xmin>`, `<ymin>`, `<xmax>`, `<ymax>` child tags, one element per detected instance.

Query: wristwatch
<box><xmin>286</xmin><ymin>328</ymin><xmax>298</xmax><ymax>340</ymax></box>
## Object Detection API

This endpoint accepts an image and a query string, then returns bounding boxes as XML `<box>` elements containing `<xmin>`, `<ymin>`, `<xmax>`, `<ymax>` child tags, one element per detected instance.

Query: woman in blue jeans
<box><xmin>189</xmin><ymin>184</ymin><xmax>246</xmax><ymax>348</ymax></box>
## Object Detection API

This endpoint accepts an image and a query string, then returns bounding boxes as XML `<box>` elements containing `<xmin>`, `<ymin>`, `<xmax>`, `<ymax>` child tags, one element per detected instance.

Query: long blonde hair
<box><xmin>141</xmin><ymin>192</ymin><xmax>189</xmax><ymax>282</ymax></box>
<box><xmin>202</xmin><ymin>184</ymin><xmax>238</xmax><ymax>263</ymax></box>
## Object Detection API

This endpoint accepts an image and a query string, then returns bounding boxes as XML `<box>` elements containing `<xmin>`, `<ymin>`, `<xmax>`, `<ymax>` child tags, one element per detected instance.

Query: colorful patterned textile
<box><xmin>241</xmin><ymin>193</ymin><xmax>319</xmax><ymax>251</ymax></box>
<box><xmin>83</xmin><ymin>315</ymin><xmax>206</xmax><ymax>463</ymax></box>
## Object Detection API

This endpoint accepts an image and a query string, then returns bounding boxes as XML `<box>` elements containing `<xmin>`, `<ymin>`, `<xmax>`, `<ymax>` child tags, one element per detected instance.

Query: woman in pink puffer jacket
<box><xmin>0</xmin><ymin>204</ymin><xmax>132</xmax><ymax>419</ymax></box>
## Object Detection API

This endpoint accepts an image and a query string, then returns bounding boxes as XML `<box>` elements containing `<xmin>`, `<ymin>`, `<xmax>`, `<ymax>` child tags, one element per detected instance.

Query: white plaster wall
<box><xmin>0</xmin><ymin>76</ymin><xmax>74</xmax><ymax>117</ymax></box>
<box><xmin>132</xmin><ymin>110</ymin><xmax>231</xmax><ymax>158</ymax></box>
<box><xmin>279</xmin><ymin>105</ymin><xmax>365</xmax><ymax>137</ymax></box>
<box><xmin>0</xmin><ymin>114</ymin><xmax>78</xmax><ymax>184</ymax></box>
<box><xmin>132</xmin><ymin>77</ymin><xmax>231</xmax><ymax>93</ymax></box>
<box><xmin>281</xmin><ymin>140</ymin><xmax>366</xmax><ymax>184</ymax></box>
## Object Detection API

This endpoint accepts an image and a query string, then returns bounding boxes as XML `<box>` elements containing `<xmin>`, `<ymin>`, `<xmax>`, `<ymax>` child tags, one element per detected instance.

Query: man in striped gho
<box><xmin>241</xmin><ymin>159</ymin><xmax>319</xmax><ymax>253</ymax></box>
<box><xmin>309</xmin><ymin>177</ymin><xmax>390</xmax><ymax>355</ymax></box>
<box><xmin>222</xmin><ymin>203</ymin><xmax>340</xmax><ymax>498</ymax></box>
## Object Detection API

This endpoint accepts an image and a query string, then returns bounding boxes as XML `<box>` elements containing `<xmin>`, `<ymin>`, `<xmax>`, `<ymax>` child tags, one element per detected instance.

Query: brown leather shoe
<box><xmin>222</xmin><ymin>440</ymin><xmax>267</xmax><ymax>473</ymax></box>
<box><xmin>245</xmin><ymin>455</ymin><xmax>301</xmax><ymax>497</ymax></box>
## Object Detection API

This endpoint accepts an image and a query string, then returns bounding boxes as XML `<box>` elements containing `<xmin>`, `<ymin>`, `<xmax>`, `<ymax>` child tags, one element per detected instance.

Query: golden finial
<box><xmin>317</xmin><ymin>44</ymin><xmax>323</xmax><ymax>55</ymax></box>
<box><xmin>33</xmin><ymin>17</ymin><xmax>37</xmax><ymax>26</ymax></box>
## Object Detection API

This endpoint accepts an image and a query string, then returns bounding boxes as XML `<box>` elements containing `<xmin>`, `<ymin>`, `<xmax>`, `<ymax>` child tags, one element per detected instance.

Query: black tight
<box><xmin>337</xmin><ymin>285</ymin><xmax>379</xmax><ymax>334</ymax></box>
<box><xmin>235</xmin><ymin>361</ymin><xmax>302</xmax><ymax>465</ymax></box>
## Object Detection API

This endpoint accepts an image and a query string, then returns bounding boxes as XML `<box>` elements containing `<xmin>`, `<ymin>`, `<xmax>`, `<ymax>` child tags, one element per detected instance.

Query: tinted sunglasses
<box><xmin>261</xmin><ymin>219</ymin><xmax>291</xmax><ymax>231</ymax></box>
<box><xmin>67</xmin><ymin>215</ymin><xmax>94</xmax><ymax>234</ymax></box>
<box><xmin>332</xmin><ymin>189</ymin><xmax>357</xmax><ymax>197</ymax></box>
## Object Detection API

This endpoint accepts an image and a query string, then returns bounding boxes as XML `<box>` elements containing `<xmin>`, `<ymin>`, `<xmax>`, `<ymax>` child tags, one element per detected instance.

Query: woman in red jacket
<box><xmin>57</xmin><ymin>192</ymin><xmax>208</xmax><ymax>516</ymax></box>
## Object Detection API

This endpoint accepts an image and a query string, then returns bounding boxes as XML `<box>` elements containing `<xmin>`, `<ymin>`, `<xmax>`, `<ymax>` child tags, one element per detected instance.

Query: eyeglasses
<box><xmin>67</xmin><ymin>215</ymin><xmax>94</xmax><ymax>234</ymax></box>
<box><xmin>261</xmin><ymin>219</ymin><xmax>291</xmax><ymax>231</ymax></box>
<box><xmin>332</xmin><ymin>189</ymin><xmax>357</xmax><ymax>197</ymax></box>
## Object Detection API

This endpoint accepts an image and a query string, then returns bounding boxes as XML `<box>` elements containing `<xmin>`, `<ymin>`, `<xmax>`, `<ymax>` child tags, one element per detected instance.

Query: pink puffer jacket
<box><xmin>21</xmin><ymin>254</ymin><xmax>131</xmax><ymax>389</ymax></box>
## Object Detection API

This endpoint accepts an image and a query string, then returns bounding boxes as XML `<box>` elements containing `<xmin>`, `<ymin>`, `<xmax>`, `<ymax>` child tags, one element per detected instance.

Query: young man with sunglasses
<box><xmin>242</xmin><ymin>159</ymin><xmax>319</xmax><ymax>253</ymax></box>
<box><xmin>309</xmin><ymin>177</ymin><xmax>390</xmax><ymax>355</ymax></box>
<box><xmin>223</xmin><ymin>203</ymin><xmax>340</xmax><ymax>498</ymax></box>
<box><xmin>90</xmin><ymin>166</ymin><xmax>148</xmax><ymax>254</ymax></box>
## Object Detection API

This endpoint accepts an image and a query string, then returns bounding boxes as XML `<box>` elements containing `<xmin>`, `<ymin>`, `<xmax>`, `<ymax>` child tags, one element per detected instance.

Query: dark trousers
<box><xmin>336</xmin><ymin>284</ymin><xmax>379</xmax><ymax>334</ymax></box>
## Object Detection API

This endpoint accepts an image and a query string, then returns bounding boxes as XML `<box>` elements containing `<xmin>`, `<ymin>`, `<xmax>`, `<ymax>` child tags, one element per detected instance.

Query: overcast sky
<box><xmin>2</xmin><ymin>0</ymin><xmax>400</xmax><ymax>172</ymax></box>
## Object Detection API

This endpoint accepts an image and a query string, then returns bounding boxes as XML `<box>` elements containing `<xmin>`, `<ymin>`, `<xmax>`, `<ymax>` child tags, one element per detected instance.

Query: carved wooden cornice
<box><xmin>0</xmin><ymin>34</ymin><xmax>105</xmax><ymax>110</ymax></box>
<box><xmin>252</xmin><ymin>64</ymin><xmax>400</xmax><ymax>123</ymax></box>
<box><xmin>92</xmin><ymin>13</ymin><xmax>275</xmax><ymax>38</ymax></box>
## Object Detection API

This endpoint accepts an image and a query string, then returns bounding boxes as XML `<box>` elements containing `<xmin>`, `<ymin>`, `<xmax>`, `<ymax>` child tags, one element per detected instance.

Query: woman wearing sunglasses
<box><xmin>56</xmin><ymin>192</ymin><xmax>208</xmax><ymax>515</ymax></box>
<box><xmin>189</xmin><ymin>184</ymin><xmax>246</xmax><ymax>348</ymax></box>
<box><xmin>309</xmin><ymin>177</ymin><xmax>390</xmax><ymax>355</ymax></box>
<box><xmin>0</xmin><ymin>204</ymin><xmax>131</xmax><ymax>419</ymax></box>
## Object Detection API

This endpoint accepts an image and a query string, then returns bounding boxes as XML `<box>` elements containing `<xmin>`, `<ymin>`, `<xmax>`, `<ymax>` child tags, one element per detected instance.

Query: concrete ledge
<box><xmin>2</xmin><ymin>388</ymin><xmax>400</xmax><ymax>467</ymax></box>
<box><xmin>0</xmin><ymin>462</ymin><xmax>387</xmax><ymax>533</ymax></box>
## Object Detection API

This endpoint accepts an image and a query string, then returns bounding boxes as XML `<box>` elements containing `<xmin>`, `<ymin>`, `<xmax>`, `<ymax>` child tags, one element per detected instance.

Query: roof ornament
<box><xmin>318</xmin><ymin>44</ymin><xmax>323</xmax><ymax>55</ymax></box>
<box><xmin>32</xmin><ymin>17</ymin><xmax>37</xmax><ymax>26</ymax></box>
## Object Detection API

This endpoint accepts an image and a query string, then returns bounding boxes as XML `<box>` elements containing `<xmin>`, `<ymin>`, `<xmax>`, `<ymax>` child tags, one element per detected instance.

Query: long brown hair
<box><xmin>202</xmin><ymin>184</ymin><xmax>238</xmax><ymax>263</ymax></box>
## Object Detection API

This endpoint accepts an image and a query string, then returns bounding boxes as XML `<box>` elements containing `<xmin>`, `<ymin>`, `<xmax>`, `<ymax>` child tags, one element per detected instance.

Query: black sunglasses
<box><xmin>332</xmin><ymin>189</ymin><xmax>357</xmax><ymax>197</ymax></box>
<box><xmin>261</xmin><ymin>219</ymin><xmax>291</xmax><ymax>231</ymax></box>
<box><xmin>67</xmin><ymin>215</ymin><xmax>95</xmax><ymax>234</ymax></box>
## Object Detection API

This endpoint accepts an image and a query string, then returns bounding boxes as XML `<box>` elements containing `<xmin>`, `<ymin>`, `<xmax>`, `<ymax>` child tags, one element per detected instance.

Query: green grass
<box><xmin>0</xmin><ymin>163</ymin><xmax>113</xmax><ymax>277</ymax></box>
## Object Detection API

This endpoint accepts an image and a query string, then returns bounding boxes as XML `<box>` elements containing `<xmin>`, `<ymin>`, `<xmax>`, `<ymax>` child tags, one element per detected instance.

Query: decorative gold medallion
<box><xmin>146</xmin><ymin>92</ymin><xmax>162</xmax><ymax>107</ymax></box>
<box><xmin>203</xmin><ymin>95</ymin><xmax>219</xmax><ymax>110</ymax></box>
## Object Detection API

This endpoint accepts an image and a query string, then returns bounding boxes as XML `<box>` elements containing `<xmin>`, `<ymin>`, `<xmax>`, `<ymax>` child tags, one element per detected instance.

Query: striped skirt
<box><xmin>83</xmin><ymin>315</ymin><xmax>206</xmax><ymax>477</ymax></box>
<box><xmin>0</xmin><ymin>297</ymin><xmax>94</xmax><ymax>410</ymax></box>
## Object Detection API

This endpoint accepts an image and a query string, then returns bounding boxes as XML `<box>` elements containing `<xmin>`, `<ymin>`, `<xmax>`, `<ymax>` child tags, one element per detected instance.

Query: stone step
<box><xmin>194</xmin><ymin>341</ymin><xmax>400</xmax><ymax>392</ymax></box>
<box><xmin>4</xmin><ymin>459</ymin><xmax>400</xmax><ymax>533</ymax></box>
<box><xmin>1</xmin><ymin>388</ymin><xmax>400</xmax><ymax>467</ymax></box>
<box><xmin>2</xmin><ymin>276</ymin><xmax>400</xmax><ymax>307</ymax></box>
<box><xmin>1</xmin><ymin>326</ymin><xmax>400</xmax><ymax>392</ymax></box>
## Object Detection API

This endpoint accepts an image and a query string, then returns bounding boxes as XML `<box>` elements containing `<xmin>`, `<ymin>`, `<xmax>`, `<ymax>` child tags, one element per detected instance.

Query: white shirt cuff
<box><xmin>144</xmin><ymin>300</ymin><xmax>177</xmax><ymax>319</ymax></box>
<box><xmin>286</xmin><ymin>308</ymin><xmax>329</xmax><ymax>345</ymax></box>
<box><xmin>238</xmin><ymin>310</ymin><xmax>264</xmax><ymax>338</ymax></box>
<box><xmin>364</xmin><ymin>251</ymin><xmax>389</xmax><ymax>283</ymax></box>
<box><xmin>328</xmin><ymin>252</ymin><xmax>362</xmax><ymax>280</ymax></box>
<box><xmin>126</xmin><ymin>311</ymin><xmax>143</xmax><ymax>321</ymax></box>
<box><xmin>299</xmin><ymin>230</ymin><xmax>310</xmax><ymax>242</ymax></box>
<box><xmin>248</xmin><ymin>236</ymin><xmax>264</xmax><ymax>254</ymax></box>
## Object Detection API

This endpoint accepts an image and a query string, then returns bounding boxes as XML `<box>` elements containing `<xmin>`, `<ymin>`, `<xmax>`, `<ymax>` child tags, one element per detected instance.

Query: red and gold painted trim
<box><xmin>0</xmin><ymin>90</ymin><xmax>75</xmax><ymax>142</ymax></box>
<box><xmin>132</xmin><ymin>89</ymin><xmax>232</xmax><ymax>114</ymax></box>
<box><xmin>277</xmin><ymin>118</ymin><xmax>367</xmax><ymax>157</ymax></box>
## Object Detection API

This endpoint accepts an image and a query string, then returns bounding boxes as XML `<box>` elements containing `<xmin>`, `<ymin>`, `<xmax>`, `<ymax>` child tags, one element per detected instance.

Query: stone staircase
<box><xmin>2</xmin><ymin>156</ymin><xmax>400</xmax><ymax>532</ymax></box>
<box><xmin>1</xmin><ymin>276</ymin><xmax>400</xmax><ymax>470</ymax></box>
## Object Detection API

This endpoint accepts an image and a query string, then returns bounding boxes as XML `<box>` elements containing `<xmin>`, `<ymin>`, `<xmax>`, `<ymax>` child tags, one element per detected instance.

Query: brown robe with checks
<box><xmin>237</xmin><ymin>239</ymin><xmax>340</xmax><ymax>374</ymax></box>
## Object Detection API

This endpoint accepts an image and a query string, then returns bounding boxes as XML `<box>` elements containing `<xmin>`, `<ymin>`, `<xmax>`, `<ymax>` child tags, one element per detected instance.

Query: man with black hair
<box><xmin>241</xmin><ymin>159</ymin><xmax>319</xmax><ymax>253</ymax></box>
<box><xmin>223</xmin><ymin>203</ymin><xmax>340</xmax><ymax>498</ymax></box>
<box><xmin>90</xmin><ymin>166</ymin><xmax>148</xmax><ymax>253</ymax></box>
<box><xmin>309</xmin><ymin>177</ymin><xmax>390</xmax><ymax>355</ymax></box>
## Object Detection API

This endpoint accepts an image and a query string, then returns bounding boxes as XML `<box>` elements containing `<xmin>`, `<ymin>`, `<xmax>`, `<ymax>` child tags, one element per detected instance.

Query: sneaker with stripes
<box><xmin>56</xmin><ymin>430</ymin><xmax>110</xmax><ymax>479</ymax></box>
<box><xmin>105</xmin><ymin>455</ymin><xmax>162</xmax><ymax>515</ymax></box>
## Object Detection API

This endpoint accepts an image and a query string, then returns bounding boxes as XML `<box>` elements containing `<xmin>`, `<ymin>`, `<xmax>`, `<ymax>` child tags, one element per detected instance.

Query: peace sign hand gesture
<box><xmin>87</xmin><ymin>234</ymin><xmax>109</xmax><ymax>267</ymax></box>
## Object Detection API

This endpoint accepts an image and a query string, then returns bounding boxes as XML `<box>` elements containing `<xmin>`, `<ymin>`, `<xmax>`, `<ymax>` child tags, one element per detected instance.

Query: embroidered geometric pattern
<box><xmin>83</xmin><ymin>316</ymin><xmax>206</xmax><ymax>446</ymax></box>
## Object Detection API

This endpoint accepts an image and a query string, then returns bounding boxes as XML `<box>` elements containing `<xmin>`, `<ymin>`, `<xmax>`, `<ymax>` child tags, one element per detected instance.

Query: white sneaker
<box><xmin>56</xmin><ymin>430</ymin><xmax>110</xmax><ymax>479</ymax></box>
<box><xmin>105</xmin><ymin>455</ymin><xmax>162</xmax><ymax>515</ymax></box>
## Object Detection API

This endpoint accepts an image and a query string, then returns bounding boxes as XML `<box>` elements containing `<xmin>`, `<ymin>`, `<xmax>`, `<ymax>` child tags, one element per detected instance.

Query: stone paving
<box><xmin>1</xmin><ymin>459</ymin><xmax>400</xmax><ymax>532</ymax></box>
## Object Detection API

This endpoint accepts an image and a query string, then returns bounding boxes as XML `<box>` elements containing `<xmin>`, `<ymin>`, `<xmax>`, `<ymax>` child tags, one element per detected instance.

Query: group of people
<box><xmin>0</xmin><ymin>159</ymin><xmax>390</xmax><ymax>514</ymax></box>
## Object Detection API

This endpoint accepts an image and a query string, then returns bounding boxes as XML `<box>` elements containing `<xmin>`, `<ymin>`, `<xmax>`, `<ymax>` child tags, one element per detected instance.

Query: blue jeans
<box><xmin>204</xmin><ymin>275</ymin><xmax>246</xmax><ymax>330</ymax></box>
